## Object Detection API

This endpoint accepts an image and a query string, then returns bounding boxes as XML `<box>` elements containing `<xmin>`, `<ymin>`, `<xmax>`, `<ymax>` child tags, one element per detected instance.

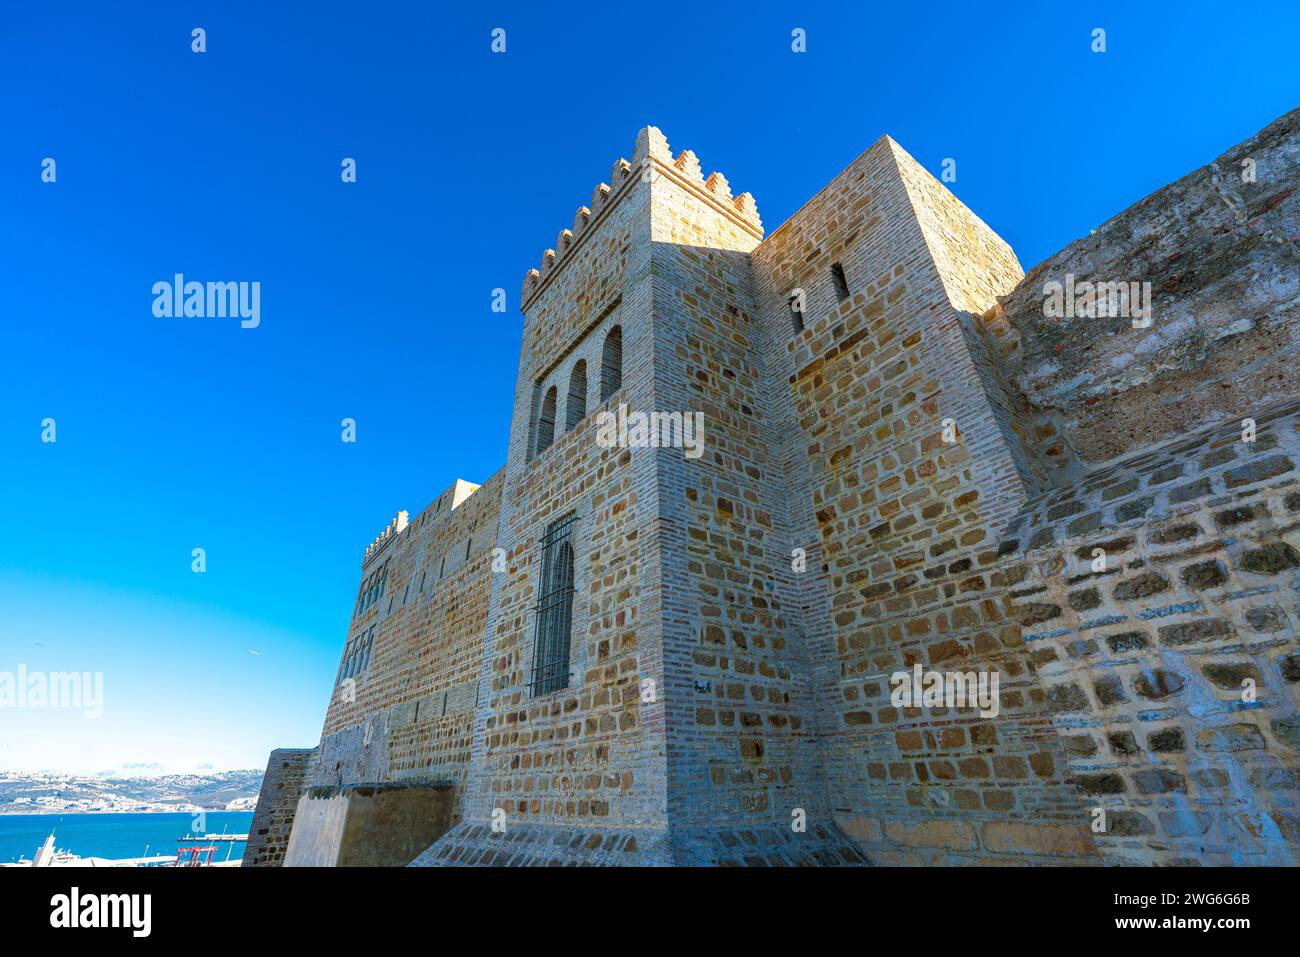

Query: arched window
<box><xmin>600</xmin><ymin>326</ymin><xmax>622</xmax><ymax>402</ymax></box>
<box><xmin>535</xmin><ymin>385</ymin><xmax>557</xmax><ymax>455</ymax></box>
<box><xmin>566</xmin><ymin>360</ymin><xmax>587</xmax><ymax>430</ymax></box>
<box><xmin>531</xmin><ymin>513</ymin><xmax>576</xmax><ymax>696</ymax></box>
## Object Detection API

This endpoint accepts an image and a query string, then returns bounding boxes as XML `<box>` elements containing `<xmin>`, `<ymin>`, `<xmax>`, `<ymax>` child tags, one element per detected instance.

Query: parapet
<box><xmin>521</xmin><ymin>126</ymin><xmax>762</xmax><ymax>309</ymax></box>
<box><xmin>363</xmin><ymin>510</ymin><xmax>408</xmax><ymax>566</ymax></box>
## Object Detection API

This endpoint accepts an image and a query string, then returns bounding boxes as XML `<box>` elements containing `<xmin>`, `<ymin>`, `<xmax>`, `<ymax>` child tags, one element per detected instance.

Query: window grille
<box><xmin>530</xmin><ymin>513</ymin><xmax>576</xmax><ymax>696</ymax></box>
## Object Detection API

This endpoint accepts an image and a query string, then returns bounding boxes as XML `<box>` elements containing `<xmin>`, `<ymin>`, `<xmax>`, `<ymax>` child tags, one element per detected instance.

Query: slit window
<box><xmin>535</xmin><ymin>385</ymin><xmax>557</xmax><ymax>456</ymax></box>
<box><xmin>831</xmin><ymin>262</ymin><xmax>850</xmax><ymax>302</ymax></box>
<box><xmin>599</xmin><ymin>326</ymin><xmax>622</xmax><ymax>402</ymax></box>
<box><xmin>566</xmin><ymin>360</ymin><xmax>587</xmax><ymax>430</ymax></box>
<box><xmin>788</xmin><ymin>291</ymin><xmax>804</xmax><ymax>333</ymax></box>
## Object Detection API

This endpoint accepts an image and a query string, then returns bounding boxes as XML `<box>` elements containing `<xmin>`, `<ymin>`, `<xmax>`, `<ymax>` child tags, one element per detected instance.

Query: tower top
<box><xmin>521</xmin><ymin>126</ymin><xmax>762</xmax><ymax>309</ymax></box>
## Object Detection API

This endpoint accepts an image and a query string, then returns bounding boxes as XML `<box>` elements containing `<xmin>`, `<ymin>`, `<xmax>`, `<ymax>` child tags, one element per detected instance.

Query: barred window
<box><xmin>531</xmin><ymin>513</ymin><xmax>576</xmax><ymax>696</ymax></box>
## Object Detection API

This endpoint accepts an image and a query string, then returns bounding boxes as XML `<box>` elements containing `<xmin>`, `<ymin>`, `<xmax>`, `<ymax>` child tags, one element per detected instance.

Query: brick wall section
<box><xmin>424</xmin><ymin>128</ymin><xmax>866</xmax><ymax>865</ymax></box>
<box><xmin>242</xmin><ymin>748</ymin><xmax>315</xmax><ymax>867</ymax></box>
<box><xmin>434</xmin><ymin>133</ymin><xmax>671</xmax><ymax>865</ymax></box>
<box><xmin>304</xmin><ymin>472</ymin><xmax>501</xmax><ymax>825</ymax></box>
<box><xmin>1003</xmin><ymin>401</ymin><xmax>1300</xmax><ymax>864</ymax></box>
<box><xmin>270</xmin><ymin>112</ymin><xmax>1300</xmax><ymax>867</ymax></box>
<box><xmin>750</xmin><ymin>137</ymin><xmax>1098</xmax><ymax>864</ymax></box>
<box><xmin>648</xmin><ymin>132</ymin><xmax>862</xmax><ymax>863</ymax></box>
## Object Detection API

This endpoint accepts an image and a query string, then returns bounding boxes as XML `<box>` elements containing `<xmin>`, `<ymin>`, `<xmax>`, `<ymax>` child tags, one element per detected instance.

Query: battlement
<box><xmin>521</xmin><ymin>126</ymin><xmax>762</xmax><ymax>308</ymax></box>
<box><xmin>362</xmin><ymin>509</ymin><xmax>408</xmax><ymax>566</ymax></box>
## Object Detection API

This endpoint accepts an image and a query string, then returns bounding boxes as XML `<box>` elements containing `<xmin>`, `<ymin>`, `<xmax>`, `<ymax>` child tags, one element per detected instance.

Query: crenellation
<box><xmin>524</xmin><ymin>128</ymin><xmax>761</xmax><ymax>312</ymax></box>
<box><xmin>364</xmin><ymin>510</ymin><xmax>409</xmax><ymax>566</ymax></box>
<box><xmin>703</xmin><ymin>169</ymin><xmax>731</xmax><ymax>200</ymax></box>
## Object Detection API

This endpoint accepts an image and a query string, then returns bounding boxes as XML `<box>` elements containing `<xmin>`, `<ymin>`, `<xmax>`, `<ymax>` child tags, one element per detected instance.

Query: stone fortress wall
<box><xmin>248</xmin><ymin>108</ymin><xmax>1299</xmax><ymax>867</ymax></box>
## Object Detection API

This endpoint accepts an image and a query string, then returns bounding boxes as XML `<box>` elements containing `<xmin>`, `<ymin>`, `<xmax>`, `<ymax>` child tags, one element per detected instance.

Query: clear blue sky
<box><xmin>2</xmin><ymin>1</ymin><xmax>1296</xmax><ymax>775</ymax></box>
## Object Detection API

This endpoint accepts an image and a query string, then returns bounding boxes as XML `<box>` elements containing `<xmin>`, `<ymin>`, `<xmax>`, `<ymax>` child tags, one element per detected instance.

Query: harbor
<box><xmin>0</xmin><ymin>811</ymin><xmax>254</xmax><ymax>868</ymax></box>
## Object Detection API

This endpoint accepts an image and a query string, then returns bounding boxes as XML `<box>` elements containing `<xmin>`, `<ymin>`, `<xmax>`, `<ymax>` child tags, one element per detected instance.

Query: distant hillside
<box><xmin>0</xmin><ymin>770</ymin><xmax>264</xmax><ymax>813</ymax></box>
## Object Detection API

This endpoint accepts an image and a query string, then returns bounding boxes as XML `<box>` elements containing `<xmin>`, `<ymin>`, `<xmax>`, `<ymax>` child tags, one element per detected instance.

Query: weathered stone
<box><xmin>1112</xmin><ymin>572</ymin><xmax>1171</xmax><ymax>601</ymax></box>
<box><xmin>1180</xmin><ymin>559</ymin><xmax>1228</xmax><ymax>590</ymax></box>
<box><xmin>1106</xmin><ymin>631</ymin><xmax>1150</xmax><ymax>653</ymax></box>
<box><xmin>1151</xmin><ymin>522</ymin><xmax>1200</xmax><ymax>544</ymax></box>
<box><xmin>1063</xmin><ymin>735</ymin><xmax>1098</xmax><ymax>757</ymax></box>
<box><xmin>1115</xmin><ymin>497</ymin><xmax>1155</xmax><ymax>522</ymax></box>
<box><xmin>1147</xmin><ymin>728</ymin><xmax>1185</xmax><ymax>752</ymax></box>
<box><xmin>980</xmin><ymin>822</ymin><xmax>1096</xmax><ymax>855</ymax></box>
<box><xmin>1159</xmin><ymin>618</ymin><xmax>1235</xmax><ymax>646</ymax></box>
<box><xmin>1239</xmin><ymin>542</ymin><xmax>1300</xmax><ymax>574</ymax></box>
<box><xmin>1201</xmin><ymin>662</ymin><xmax>1262</xmax><ymax>689</ymax></box>
<box><xmin>1106</xmin><ymin>811</ymin><xmax>1155</xmax><ymax>836</ymax></box>
<box><xmin>1016</xmin><ymin>602</ymin><xmax>1063</xmax><ymax>625</ymax></box>
<box><xmin>1132</xmin><ymin>768</ymin><xmax>1186</xmax><ymax>794</ymax></box>
<box><xmin>1068</xmin><ymin>587</ymin><xmax>1101</xmax><ymax>611</ymax></box>
<box><xmin>1196</xmin><ymin>723</ymin><xmax>1267</xmax><ymax>752</ymax></box>
<box><xmin>1281</xmin><ymin>652</ymin><xmax>1300</xmax><ymax>682</ymax></box>
<box><xmin>1272</xmin><ymin>716</ymin><xmax>1300</xmax><ymax>750</ymax></box>
<box><xmin>1214</xmin><ymin>505</ymin><xmax>1259</xmax><ymax>527</ymax></box>
<box><xmin>1093</xmin><ymin>675</ymin><xmax>1129</xmax><ymax>706</ymax></box>
<box><xmin>1133</xmin><ymin>669</ymin><xmax>1186</xmax><ymax>700</ymax></box>
<box><xmin>1108</xmin><ymin>731</ymin><xmax>1140</xmax><ymax>755</ymax></box>
<box><xmin>1246</xmin><ymin>605</ymin><xmax>1289</xmax><ymax>633</ymax></box>
<box><xmin>1224</xmin><ymin>455</ymin><xmax>1294</xmax><ymax>489</ymax></box>
<box><xmin>1047</xmin><ymin>683</ymin><xmax>1091</xmax><ymax>713</ymax></box>
<box><xmin>1076</xmin><ymin>773</ymin><xmax>1126</xmax><ymax>796</ymax></box>
<box><xmin>1169</xmin><ymin>479</ymin><xmax>1212</xmax><ymax>504</ymax></box>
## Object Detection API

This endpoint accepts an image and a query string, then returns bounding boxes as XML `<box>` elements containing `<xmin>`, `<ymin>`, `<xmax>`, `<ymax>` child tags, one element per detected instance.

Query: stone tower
<box><xmin>417</xmin><ymin>125</ymin><xmax>1048</xmax><ymax>865</ymax></box>
<box><xmin>250</xmin><ymin>112</ymin><xmax>1300</xmax><ymax>868</ymax></box>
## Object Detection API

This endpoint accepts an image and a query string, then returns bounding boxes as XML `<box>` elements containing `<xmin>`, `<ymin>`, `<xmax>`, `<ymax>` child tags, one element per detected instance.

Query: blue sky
<box><xmin>2</xmin><ymin>1</ymin><xmax>1296</xmax><ymax>775</ymax></box>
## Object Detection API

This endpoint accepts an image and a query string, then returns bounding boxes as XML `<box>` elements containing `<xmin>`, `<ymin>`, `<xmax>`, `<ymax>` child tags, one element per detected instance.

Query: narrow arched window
<box><xmin>535</xmin><ymin>385</ymin><xmax>557</xmax><ymax>455</ymax></box>
<box><xmin>531</xmin><ymin>513</ymin><xmax>576</xmax><ymax>696</ymax></box>
<box><xmin>566</xmin><ymin>360</ymin><xmax>587</xmax><ymax>430</ymax></box>
<box><xmin>599</xmin><ymin>326</ymin><xmax>622</xmax><ymax>402</ymax></box>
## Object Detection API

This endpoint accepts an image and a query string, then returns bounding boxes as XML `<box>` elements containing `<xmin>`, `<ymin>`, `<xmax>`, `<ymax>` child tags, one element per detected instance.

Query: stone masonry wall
<box><xmin>992</xmin><ymin>107</ymin><xmax>1300</xmax><ymax>478</ymax></box>
<box><xmin>424</xmin><ymin>132</ymin><xmax>672</xmax><ymax>866</ymax></box>
<box><xmin>242</xmin><ymin>747</ymin><xmax>315</xmax><ymax>867</ymax></box>
<box><xmin>750</xmin><ymin>137</ymin><xmax>1099</xmax><ymax>864</ymax></box>
<box><xmin>1002</xmin><ymin>402</ymin><xmax>1300</xmax><ymax>864</ymax></box>
<box><xmin>306</xmin><ymin>472</ymin><xmax>501</xmax><ymax>817</ymax></box>
<box><xmin>979</xmin><ymin>109</ymin><xmax>1300</xmax><ymax>865</ymax></box>
<box><xmin>278</xmin><ymin>111</ymin><xmax>1300</xmax><ymax>867</ymax></box>
<box><xmin>647</xmin><ymin>130</ymin><xmax>864</xmax><ymax>863</ymax></box>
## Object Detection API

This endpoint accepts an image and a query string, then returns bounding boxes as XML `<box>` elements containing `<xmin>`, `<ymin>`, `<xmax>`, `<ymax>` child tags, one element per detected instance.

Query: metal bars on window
<box><xmin>531</xmin><ymin>513</ymin><xmax>576</xmax><ymax>696</ymax></box>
